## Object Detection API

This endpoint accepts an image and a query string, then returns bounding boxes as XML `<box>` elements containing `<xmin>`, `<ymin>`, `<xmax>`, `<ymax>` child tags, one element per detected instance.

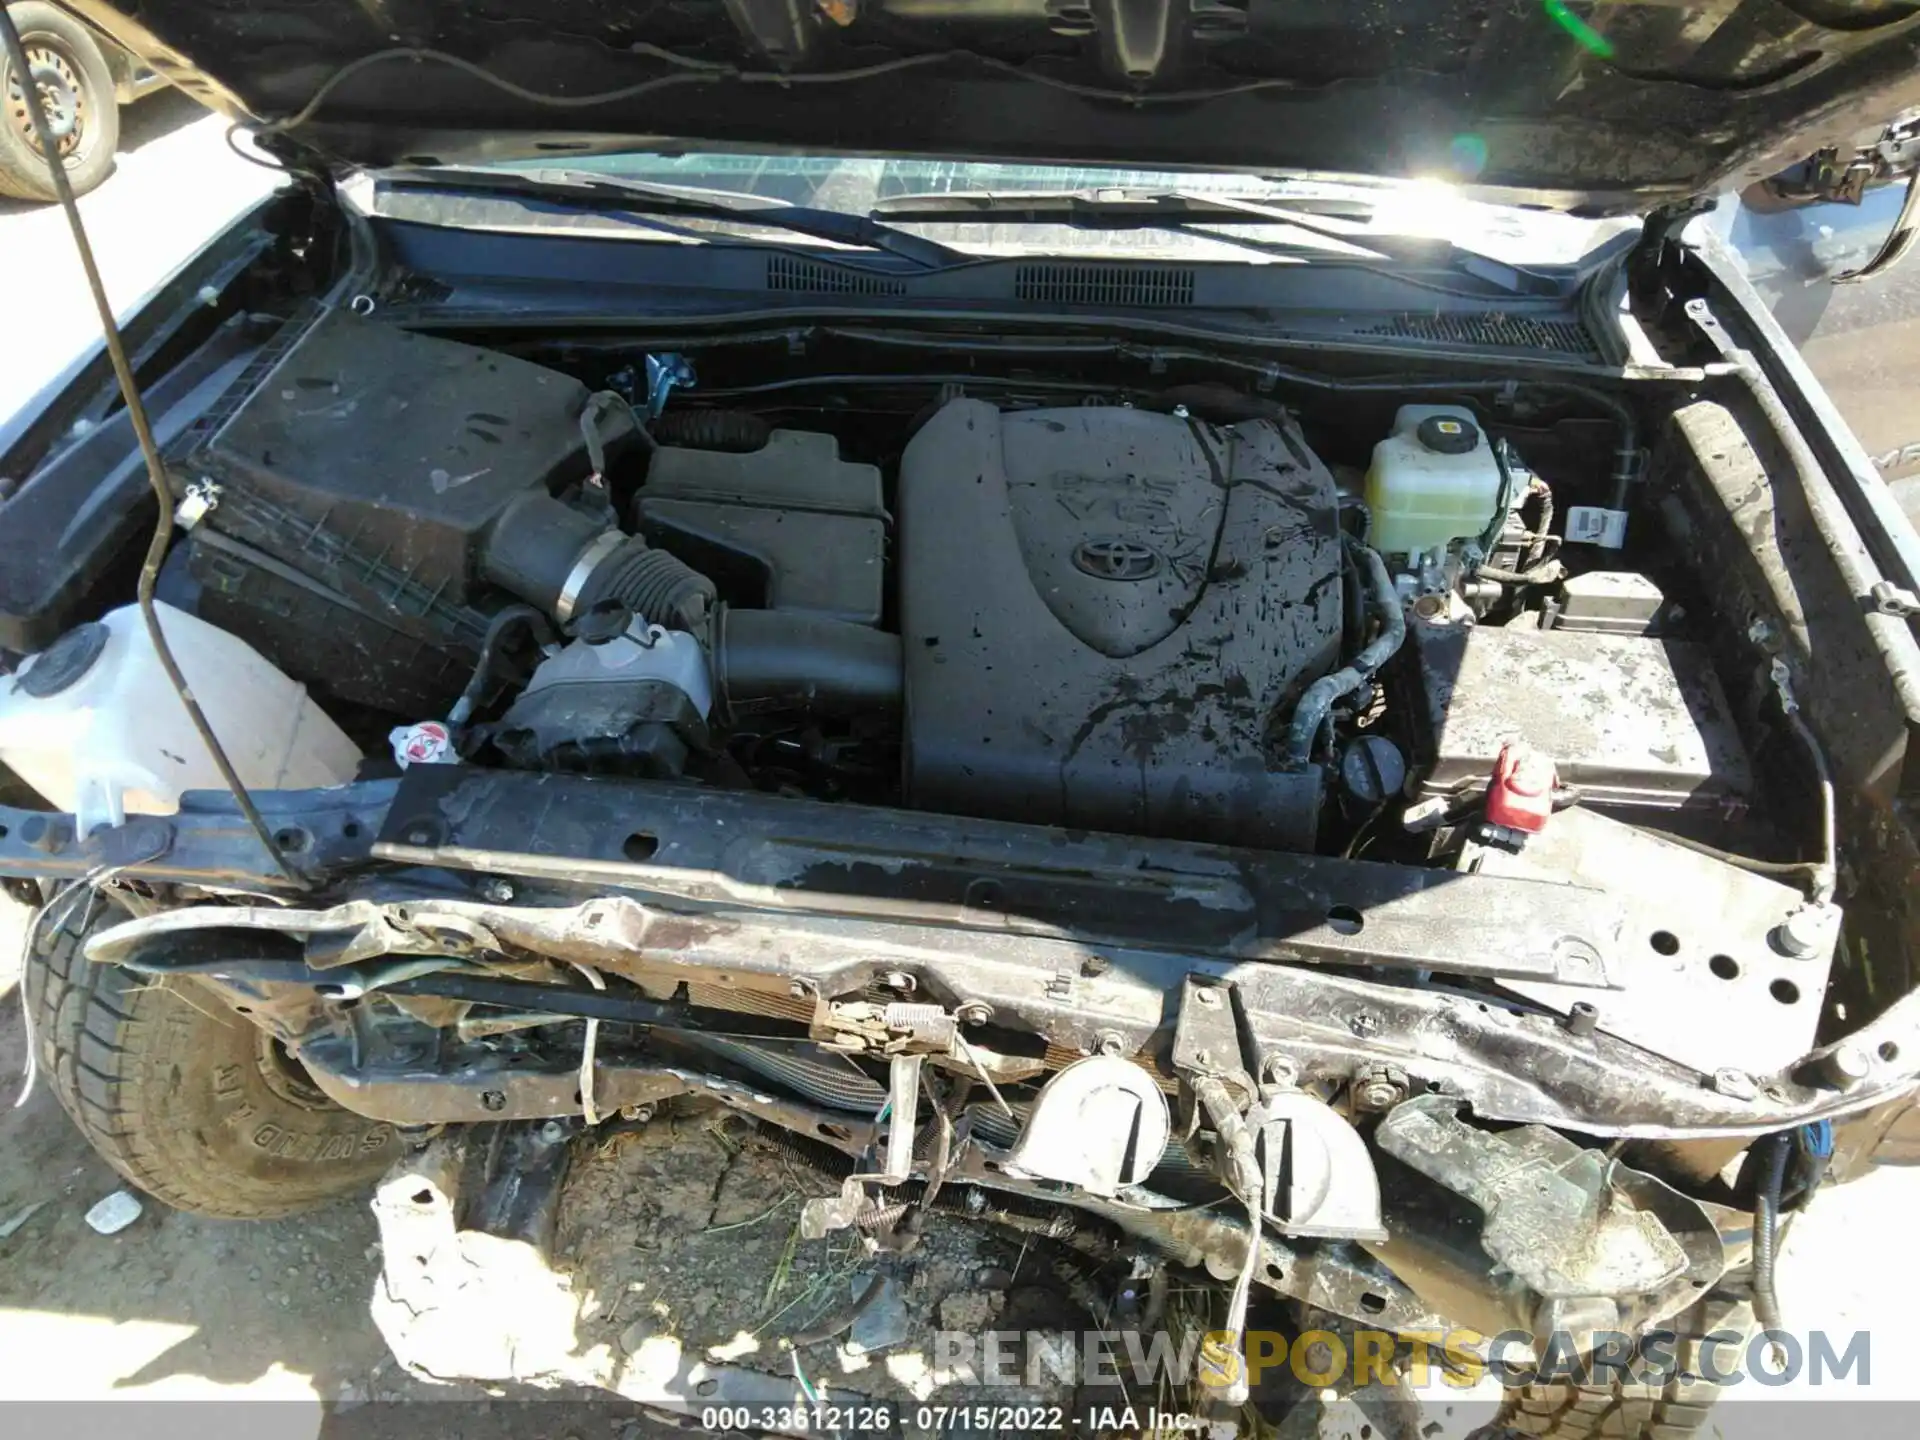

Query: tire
<box><xmin>0</xmin><ymin>4</ymin><xmax>120</xmax><ymax>202</ymax></box>
<box><xmin>1491</xmin><ymin>1294</ymin><xmax>1754</xmax><ymax>1439</ymax></box>
<box><xmin>23</xmin><ymin>905</ymin><xmax>399</xmax><ymax>1218</ymax></box>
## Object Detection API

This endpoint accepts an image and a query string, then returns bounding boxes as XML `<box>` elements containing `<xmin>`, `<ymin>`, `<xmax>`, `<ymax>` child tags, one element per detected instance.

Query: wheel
<box><xmin>1490</xmin><ymin>1294</ymin><xmax>1754</xmax><ymax>1439</ymax></box>
<box><xmin>0</xmin><ymin>3</ymin><xmax>120</xmax><ymax>202</ymax></box>
<box><xmin>23</xmin><ymin>902</ymin><xmax>399</xmax><ymax>1218</ymax></box>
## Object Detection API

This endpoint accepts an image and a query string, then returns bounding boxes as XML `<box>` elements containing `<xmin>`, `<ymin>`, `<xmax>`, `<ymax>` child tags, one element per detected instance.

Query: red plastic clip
<box><xmin>1486</xmin><ymin>741</ymin><xmax>1555</xmax><ymax>833</ymax></box>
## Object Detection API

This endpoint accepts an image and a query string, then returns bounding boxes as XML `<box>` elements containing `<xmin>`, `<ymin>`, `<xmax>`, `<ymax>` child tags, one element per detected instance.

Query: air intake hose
<box><xmin>709</xmin><ymin>606</ymin><xmax>903</xmax><ymax>722</ymax></box>
<box><xmin>481</xmin><ymin>492</ymin><xmax>714</xmax><ymax>632</ymax></box>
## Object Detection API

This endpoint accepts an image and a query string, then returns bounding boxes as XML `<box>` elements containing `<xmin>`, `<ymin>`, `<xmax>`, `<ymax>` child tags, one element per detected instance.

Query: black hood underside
<box><xmin>59</xmin><ymin>0</ymin><xmax>1920</xmax><ymax>213</ymax></box>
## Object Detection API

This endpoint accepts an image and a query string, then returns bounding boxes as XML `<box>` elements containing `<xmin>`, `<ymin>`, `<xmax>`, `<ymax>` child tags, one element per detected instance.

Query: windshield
<box><xmin>391</xmin><ymin>152</ymin><xmax>1629</xmax><ymax>267</ymax></box>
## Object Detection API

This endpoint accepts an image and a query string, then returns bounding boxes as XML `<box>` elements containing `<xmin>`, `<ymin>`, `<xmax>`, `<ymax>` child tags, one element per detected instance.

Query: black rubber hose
<box><xmin>481</xmin><ymin>493</ymin><xmax>715</xmax><ymax>631</ymax></box>
<box><xmin>574</xmin><ymin>539</ymin><xmax>715</xmax><ymax>632</ymax></box>
<box><xmin>650</xmin><ymin>409</ymin><xmax>770</xmax><ymax>452</ymax></box>
<box><xmin>481</xmin><ymin>493</ymin><xmax>607</xmax><ymax>612</ymax></box>
<box><xmin>710</xmin><ymin>607</ymin><xmax>903</xmax><ymax>721</ymax></box>
<box><xmin>1751</xmin><ymin>1132</ymin><xmax>1792</xmax><ymax>1338</ymax></box>
<box><xmin>449</xmin><ymin>604</ymin><xmax>559</xmax><ymax>726</ymax></box>
<box><xmin>1524</xmin><ymin>480</ymin><xmax>1555</xmax><ymax>570</ymax></box>
<box><xmin>1283</xmin><ymin>542</ymin><xmax>1404</xmax><ymax>768</ymax></box>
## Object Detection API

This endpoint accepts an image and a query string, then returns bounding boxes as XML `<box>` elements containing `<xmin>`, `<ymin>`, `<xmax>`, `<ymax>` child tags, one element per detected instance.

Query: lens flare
<box><xmin>1542</xmin><ymin>0</ymin><xmax>1616</xmax><ymax>59</ymax></box>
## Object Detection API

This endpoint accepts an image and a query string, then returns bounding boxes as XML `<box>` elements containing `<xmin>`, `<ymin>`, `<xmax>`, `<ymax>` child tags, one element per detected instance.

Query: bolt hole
<box><xmin>1359</xmin><ymin>1292</ymin><xmax>1388</xmax><ymax>1315</ymax></box>
<box><xmin>1771</xmin><ymin>979</ymin><xmax>1801</xmax><ymax>1005</ymax></box>
<box><xmin>1326</xmin><ymin>904</ymin><xmax>1365</xmax><ymax>936</ymax></box>
<box><xmin>341</xmin><ymin>820</ymin><xmax>362</xmax><ymax>839</ymax></box>
<box><xmin>1709</xmin><ymin>955</ymin><xmax>1740</xmax><ymax>980</ymax></box>
<box><xmin>273</xmin><ymin>827</ymin><xmax>310</xmax><ymax>854</ymax></box>
<box><xmin>314</xmin><ymin>983</ymin><xmax>346</xmax><ymax>998</ymax></box>
<box><xmin>411</xmin><ymin>1189</ymin><xmax>435</xmax><ymax>1206</ymax></box>
<box><xmin>623</xmin><ymin>832</ymin><xmax>659</xmax><ymax>862</ymax></box>
<box><xmin>1650</xmin><ymin>930</ymin><xmax>1680</xmax><ymax>956</ymax></box>
<box><xmin>696</xmin><ymin>1379</ymin><xmax>720</xmax><ymax>1398</ymax></box>
<box><xmin>233</xmin><ymin>1006</ymin><xmax>252</xmax><ymax>1015</ymax></box>
<box><xmin>1266</xmin><ymin>1261</ymin><xmax>1285</xmax><ymax>1279</ymax></box>
<box><xmin>1879</xmin><ymin>1042</ymin><xmax>1901</xmax><ymax>1062</ymax></box>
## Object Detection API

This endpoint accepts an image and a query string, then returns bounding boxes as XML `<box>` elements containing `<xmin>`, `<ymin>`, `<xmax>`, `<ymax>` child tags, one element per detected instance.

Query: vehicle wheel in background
<box><xmin>0</xmin><ymin>3</ymin><xmax>120</xmax><ymax>202</ymax></box>
<box><xmin>24</xmin><ymin>906</ymin><xmax>398</xmax><ymax>1218</ymax></box>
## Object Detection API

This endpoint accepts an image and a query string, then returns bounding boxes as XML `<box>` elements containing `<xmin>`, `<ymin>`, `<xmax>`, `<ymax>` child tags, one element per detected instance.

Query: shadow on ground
<box><xmin>0</xmin><ymin>86</ymin><xmax>223</xmax><ymax>220</ymax></box>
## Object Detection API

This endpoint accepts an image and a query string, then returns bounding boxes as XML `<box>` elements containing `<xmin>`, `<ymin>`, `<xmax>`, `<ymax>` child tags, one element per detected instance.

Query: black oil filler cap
<box><xmin>1416</xmin><ymin>415</ymin><xmax>1480</xmax><ymax>455</ymax></box>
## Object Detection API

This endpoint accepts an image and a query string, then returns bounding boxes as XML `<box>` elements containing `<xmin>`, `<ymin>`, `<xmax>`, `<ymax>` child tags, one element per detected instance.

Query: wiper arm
<box><xmin>382</xmin><ymin>166</ymin><xmax>967</xmax><ymax>269</ymax></box>
<box><xmin>870</xmin><ymin>188</ymin><xmax>1566</xmax><ymax>295</ymax></box>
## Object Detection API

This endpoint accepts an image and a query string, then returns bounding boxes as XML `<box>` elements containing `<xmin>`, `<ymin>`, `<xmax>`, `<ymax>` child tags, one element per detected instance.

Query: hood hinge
<box><xmin>1628</xmin><ymin>196</ymin><xmax>1717</xmax><ymax>310</ymax></box>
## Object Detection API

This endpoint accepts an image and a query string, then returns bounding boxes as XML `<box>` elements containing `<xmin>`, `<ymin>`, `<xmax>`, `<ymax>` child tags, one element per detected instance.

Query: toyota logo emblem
<box><xmin>1072</xmin><ymin>538</ymin><xmax>1162</xmax><ymax>581</ymax></box>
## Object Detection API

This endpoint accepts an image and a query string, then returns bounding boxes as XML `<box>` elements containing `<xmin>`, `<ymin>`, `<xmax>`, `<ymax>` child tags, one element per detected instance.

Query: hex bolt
<box><xmin>1356</xmin><ymin>1080</ymin><xmax>1398</xmax><ymax>1110</ymax></box>
<box><xmin>1263</xmin><ymin>1054</ymin><xmax>1299</xmax><ymax>1086</ymax></box>
<box><xmin>1819</xmin><ymin>1042</ymin><xmax>1873</xmax><ymax>1088</ymax></box>
<box><xmin>538</xmin><ymin>1120</ymin><xmax>568</xmax><ymax>1144</ymax></box>
<box><xmin>1566</xmin><ymin>1002</ymin><xmax>1600</xmax><ymax>1037</ymax></box>
<box><xmin>1353</xmin><ymin>1064</ymin><xmax>1407</xmax><ymax>1112</ymax></box>
<box><xmin>789</xmin><ymin>980</ymin><xmax>812</xmax><ymax>1000</ymax></box>
<box><xmin>482</xmin><ymin>878</ymin><xmax>516</xmax><ymax>904</ymax></box>
<box><xmin>1080</xmin><ymin>955</ymin><xmax>1111</xmax><ymax>978</ymax></box>
<box><xmin>480</xmin><ymin>1090</ymin><xmax>507</xmax><ymax>1112</ymax></box>
<box><xmin>883</xmin><ymin>970</ymin><xmax>916</xmax><ymax>994</ymax></box>
<box><xmin>957</xmin><ymin>1002</ymin><xmax>992</xmax><ymax>1027</ymax></box>
<box><xmin>1095</xmin><ymin>1031</ymin><xmax>1125</xmax><ymax>1057</ymax></box>
<box><xmin>1773</xmin><ymin>903</ymin><xmax>1840</xmax><ymax>960</ymax></box>
<box><xmin>621</xmin><ymin>1102</ymin><xmax>657</xmax><ymax>1124</ymax></box>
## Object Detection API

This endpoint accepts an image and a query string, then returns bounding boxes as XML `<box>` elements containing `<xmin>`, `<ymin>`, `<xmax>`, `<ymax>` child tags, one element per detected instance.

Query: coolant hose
<box><xmin>1283</xmin><ymin>543</ymin><xmax>1405</xmax><ymax>768</ymax></box>
<box><xmin>710</xmin><ymin>607</ymin><xmax>903</xmax><ymax>721</ymax></box>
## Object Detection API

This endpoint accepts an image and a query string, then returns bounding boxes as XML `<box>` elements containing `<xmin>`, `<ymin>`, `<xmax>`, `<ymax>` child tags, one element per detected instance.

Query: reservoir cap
<box><xmin>1415</xmin><ymin>415</ymin><xmax>1480</xmax><ymax>455</ymax></box>
<box><xmin>17</xmin><ymin>622</ymin><xmax>108</xmax><ymax>698</ymax></box>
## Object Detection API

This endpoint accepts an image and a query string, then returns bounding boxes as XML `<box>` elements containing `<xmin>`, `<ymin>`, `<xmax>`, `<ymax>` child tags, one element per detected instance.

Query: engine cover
<box><xmin>899</xmin><ymin>399</ymin><xmax>1342</xmax><ymax>850</ymax></box>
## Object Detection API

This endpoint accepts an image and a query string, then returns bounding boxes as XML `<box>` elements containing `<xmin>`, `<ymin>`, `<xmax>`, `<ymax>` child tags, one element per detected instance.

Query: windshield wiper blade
<box><xmin>870</xmin><ymin>188</ymin><xmax>1566</xmax><ymax>294</ymax></box>
<box><xmin>382</xmin><ymin>166</ymin><xmax>968</xmax><ymax>270</ymax></box>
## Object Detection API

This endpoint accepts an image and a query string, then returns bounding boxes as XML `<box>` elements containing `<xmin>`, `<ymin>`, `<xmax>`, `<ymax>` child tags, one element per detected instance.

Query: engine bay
<box><xmin>133</xmin><ymin>310</ymin><xmax>1762</xmax><ymax>844</ymax></box>
<box><xmin>0</xmin><ymin>302</ymin><xmax>1845</xmax><ymax>1085</ymax></box>
<box><xmin>6</xmin><ymin>265</ymin><xmax>1911</xmax><ymax>1418</ymax></box>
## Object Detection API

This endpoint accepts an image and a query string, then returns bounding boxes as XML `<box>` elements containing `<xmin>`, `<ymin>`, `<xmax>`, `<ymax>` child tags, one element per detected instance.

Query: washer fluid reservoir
<box><xmin>1363</xmin><ymin>404</ymin><xmax>1504</xmax><ymax>556</ymax></box>
<box><xmin>0</xmin><ymin>602</ymin><xmax>360</xmax><ymax>836</ymax></box>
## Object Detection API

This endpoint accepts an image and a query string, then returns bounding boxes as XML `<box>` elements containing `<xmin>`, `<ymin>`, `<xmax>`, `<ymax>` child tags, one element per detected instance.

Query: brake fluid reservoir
<box><xmin>0</xmin><ymin>602</ymin><xmax>360</xmax><ymax>836</ymax></box>
<box><xmin>1363</xmin><ymin>404</ymin><xmax>1504</xmax><ymax>556</ymax></box>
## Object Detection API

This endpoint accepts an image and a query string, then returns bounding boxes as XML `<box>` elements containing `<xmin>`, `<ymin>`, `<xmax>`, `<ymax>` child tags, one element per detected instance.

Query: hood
<box><xmin>64</xmin><ymin>0</ymin><xmax>1920</xmax><ymax>215</ymax></box>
